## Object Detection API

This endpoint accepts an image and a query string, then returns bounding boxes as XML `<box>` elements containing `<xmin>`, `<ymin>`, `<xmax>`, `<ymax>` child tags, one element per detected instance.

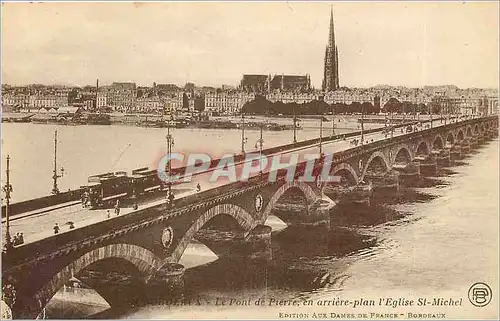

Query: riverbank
<box><xmin>1</xmin><ymin>112</ymin><xmax>304</xmax><ymax>131</ymax></box>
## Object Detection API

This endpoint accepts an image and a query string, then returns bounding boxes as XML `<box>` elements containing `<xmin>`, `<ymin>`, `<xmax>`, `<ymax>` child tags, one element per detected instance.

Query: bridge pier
<box><xmin>195</xmin><ymin>225</ymin><xmax>272</xmax><ymax>262</ymax></box>
<box><xmin>392</xmin><ymin>161</ymin><xmax>420</xmax><ymax>187</ymax></box>
<box><xmin>364</xmin><ymin>170</ymin><xmax>399</xmax><ymax>194</ymax></box>
<box><xmin>324</xmin><ymin>182</ymin><xmax>372</xmax><ymax>206</ymax></box>
<box><xmin>474</xmin><ymin>135</ymin><xmax>483</xmax><ymax>146</ymax></box>
<box><xmin>415</xmin><ymin>155</ymin><xmax>438</xmax><ymax>177</ymax></box>
<box><xmin>469</xmin><ymin>137</ymin><xmax>479</xmax><ymax>149</ymax></box>
<box><xmin>433</xmin><ymin>149</ymin><xmax>451</xmax><ymax>167</ymax></box>
<box><xmin>450</xmin><ymin>145</ymin><xmax>462</xmax><ymax>161</ymax></box>
<box><xmin>145</xmin><ymin>263</ymin><xmax>185</xmax><ymax>305</ymax></box>
<box><xmin>272</xmin><ymin>196</ymin><xmax>332</xmax><ymax>228</ymax></box>
<box><xmin>461</xmin><ymin>140</ymin><xmax>471</xmax><ymax>155</ymax></box>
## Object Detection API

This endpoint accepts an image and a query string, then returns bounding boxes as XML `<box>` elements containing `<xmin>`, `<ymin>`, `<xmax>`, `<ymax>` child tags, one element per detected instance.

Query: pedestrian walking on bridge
<box><xmin>114</xmin><ymin>200</ymin><xmax>121</xmax><ymax>216</ymax></box>
<box><xmin>53</xmin><ymin>223</ymin><xmax>60</xmax><ymax>235</ymax></box>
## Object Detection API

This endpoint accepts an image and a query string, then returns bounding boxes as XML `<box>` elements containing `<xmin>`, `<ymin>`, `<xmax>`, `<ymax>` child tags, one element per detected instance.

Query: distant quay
<box><xmin>1</xmin><ymin>112</ymin><xmax>302</xmax><ymax>131</ymax></box>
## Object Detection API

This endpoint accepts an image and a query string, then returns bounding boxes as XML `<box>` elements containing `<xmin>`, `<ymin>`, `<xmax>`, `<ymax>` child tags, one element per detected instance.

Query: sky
<box><xmin>1</xmin><ymin>1</ymin><xmax>499</xmax><ymax>89</ymax></box>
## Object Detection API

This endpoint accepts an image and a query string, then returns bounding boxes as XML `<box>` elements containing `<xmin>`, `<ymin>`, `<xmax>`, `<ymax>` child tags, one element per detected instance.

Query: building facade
<box><xmin>324</xmin><ymin>90</ymin><xmax>375</xmax><ymax>105</ymax></box>
<box><xmin>109</xmin><ymin>82</ymin><xmax>137</xmax><ymax>112</ymax></box>
<box><xmin>2</xmin><ymin>94</ymin><xmax>30</xmax><ymax>108</ymax></box>
<box><xmin>266</xmin><ymin>92</ymin><xmax>319</xmax><ymax>104</ymax></box>
<box><xmin>205</xmin><ymin>91</ymin><xmax>256</xmax><ymax>115</ymax></box>
<box><xmin>28</xmin><ymin>92</ymin><xmax>68</xmax><ymax>109</ymax></box>
<box><xmin>136</xmin><ymin>96</ymin><xmax>162</xmax><ymax>114</ymax></box>
<box><xmin>96</xmin><ymin>92</ymin><xmax>107</xmax><ymax>108</ymax></box>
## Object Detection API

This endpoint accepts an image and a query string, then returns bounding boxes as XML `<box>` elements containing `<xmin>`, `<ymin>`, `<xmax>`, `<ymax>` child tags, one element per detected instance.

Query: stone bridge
<box><xmin>1</xmin><ymin>116</ymin><xmax>497</xmax><ymax>318</ymax></box>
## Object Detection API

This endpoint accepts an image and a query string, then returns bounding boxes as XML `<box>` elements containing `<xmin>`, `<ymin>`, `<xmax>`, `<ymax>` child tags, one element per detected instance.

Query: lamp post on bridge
<box><xmin>3</xmin><ymin>155</ymin><xmax>13</xmax><ymax>253</ymax></box>
<box><xmin>331</xmin><ymin>104</ymin><xmax>336</xmax><ymax>137</ymax></box>
<box><xmin>430</xmin><ymin>104</ymin><xmax>433</xmax><ymax>128</ymax></box>
<box><xmin>166</xmin><ymin>117</ymin><xmax>175</xmax><ymax>208</ymax></box>
<box><xmin>390</xmin><ymin>110</ymin><xmax>394</xmax><ymax>138</ymax></box>
<box><xmin>360</xmin><ymin>106</ymin><xmax>365</xmax><ymax>145</ymax></box>
<box><xmin>319</xmin><ymin>116</ymin><xmax>323</xmax><ymax>155</ymax></box>
<box><xmin>241</xmin><ymin>112</ymin><xmax>248</xmax><ymax>154</ymax></box>
<box><xmin>255</xmin><ymin>122</ymin><xmax>265</xmax><ymax>176</ymax></box>
<box><xmin>293</xmin><ymin>106</ymin><xmax>298</xmax><ymax>144</ymax></box>
<box><xmin>51</xmin><ymin>129</ymin><xmax>65</xmax><ymax>195</ymax></box>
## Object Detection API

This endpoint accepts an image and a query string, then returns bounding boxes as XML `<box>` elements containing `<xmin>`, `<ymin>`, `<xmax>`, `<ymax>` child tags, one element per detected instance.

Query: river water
<box><xmin>1</xmin><ymin>122</ymin><xmax>498</xmax><ymax>319</ymax></box>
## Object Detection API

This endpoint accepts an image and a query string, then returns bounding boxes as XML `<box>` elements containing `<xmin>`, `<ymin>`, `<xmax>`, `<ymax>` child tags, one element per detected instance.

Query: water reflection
<box><xmin>179</xmin><ymin>242</ymin><xmax>218</xmax><ymax>269</ymax></box>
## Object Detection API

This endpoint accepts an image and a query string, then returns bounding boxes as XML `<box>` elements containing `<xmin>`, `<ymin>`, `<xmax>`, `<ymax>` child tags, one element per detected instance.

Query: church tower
<box><xmin>322</xmin><ymin>7</ymin><xmax>340</xmax><ymax>92</ymax></box>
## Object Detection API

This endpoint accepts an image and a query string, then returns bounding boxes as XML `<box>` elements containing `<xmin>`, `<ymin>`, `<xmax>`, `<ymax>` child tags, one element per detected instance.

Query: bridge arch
<box><xmin>33</xmin><ymin>244</ymin><xmax>161</xmax><ymax>318</ymax></box>
<box><xmin>466</xmin><ymin>126</ymin><xmax>473</xmax><ymax>137</ymax></box>
<box><xmin>415</xmin><ymin>141</ymin><xmax>430</xmax><ymax>156</ymax></box>
<box><xmin>169</xmin><ymin>203</ymin><xmax>255</xmax><ymax>262</ymax></box>
<box><xmin>445</xmin><ymin>132</ymin><xmax>455</xmax><ymax>147</ymax></box>
<box><xmin>330</xmin><ymin>163</ymin><xmax>359</xmax><ymax>185</ymax></box>
<box><xmin>393</xmin><ymin>146</ymin><xmax>412</xmax><ymax>164</ymax></box>
<box><xmin>456</xmin><ymin>129</ymin><xmax>464</xmax><ymax>142</ymax></box>
<box><xmin>261</xmin><ymin>180</ymin><xmax>318</xmax><ymax>223</ymax></box>
<box><xmin>361</xmin><ymin>151</ymin><xmax>390</xmax><ymax>179</ymax></box>
<box><xmin>432</xmin><ymin>135</ymin><xmax>444</xmax><ymax>150</ymax></box>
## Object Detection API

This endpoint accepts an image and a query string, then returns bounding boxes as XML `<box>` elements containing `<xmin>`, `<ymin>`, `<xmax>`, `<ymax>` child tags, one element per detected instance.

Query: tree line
<box><xmin>241</xmin><ymin>95</ymin><xmax>443</xmax><ymax>115</ymax></box>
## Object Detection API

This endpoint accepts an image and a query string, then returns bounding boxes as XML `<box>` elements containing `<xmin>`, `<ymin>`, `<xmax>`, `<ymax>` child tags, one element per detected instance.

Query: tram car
<box><xmin>130</xmin><ymin>167</ymin><xmax>163</xmax><ymax>196</ymax></box>
<box><xmin>81</xmin><ymin>171</ymin><xmax>132</xmax><ymax>209</ymax></box>
<box><xmin>81</xmin><ymin>166</ymin><xmax>188</xmax><ymax>210</ymax></box>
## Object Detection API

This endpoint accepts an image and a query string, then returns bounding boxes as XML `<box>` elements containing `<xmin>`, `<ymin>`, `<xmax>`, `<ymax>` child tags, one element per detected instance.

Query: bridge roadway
<box><xmin>2</xmin><ymin>117</ymin><xmax>455</xmax><ymax>248</ymax></box>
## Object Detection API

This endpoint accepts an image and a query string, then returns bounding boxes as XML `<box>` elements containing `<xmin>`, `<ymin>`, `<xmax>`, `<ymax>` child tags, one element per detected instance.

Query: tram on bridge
<box><xmin>80</xmin><ymin>167</ymin><xmax>169</xmax><ymax>209</ymax></box>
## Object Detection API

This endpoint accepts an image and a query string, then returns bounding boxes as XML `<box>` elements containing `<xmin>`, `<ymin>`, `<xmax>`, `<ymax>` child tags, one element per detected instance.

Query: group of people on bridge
<box><xmin>53</xmin><ymin>221</ymin><xmax>75</xmax><ymax>235</ymax></box>
<box><xmin>106</xmin><ymin>200</ymin><xmax>122</xmax><ymax>218</ymax></box>
<box><xmin>81</xmin><ymin>189</ymin><xmax>102</xmax><ymax>209</ymax></box>
<box><xmin>350</xmin><ymin>138</ymin><xmax>375</xmax><ymax>146</ymax></box>
<box><xmin>11</xmin><ymin>232</ymin><xmax>24</xmax><ymax>246</ymax></box>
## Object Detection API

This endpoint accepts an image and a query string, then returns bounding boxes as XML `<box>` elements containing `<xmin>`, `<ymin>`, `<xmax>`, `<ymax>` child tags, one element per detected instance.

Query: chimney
<box><xmin>95</xmin><ymin>78</ymin><xmax>99</xmax><ymax>110</ymax></box>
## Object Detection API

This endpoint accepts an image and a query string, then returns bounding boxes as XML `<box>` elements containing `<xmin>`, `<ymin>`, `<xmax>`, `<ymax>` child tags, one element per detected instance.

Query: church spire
<box><xmin>328</xmin><ymin>6</ymin><xmax>335</xmax><ymax>48</ymax></box>
<box><xmin>323</xmin><ymin>6</ymin><xmax>340</xmax><ymax>92</ymax></box>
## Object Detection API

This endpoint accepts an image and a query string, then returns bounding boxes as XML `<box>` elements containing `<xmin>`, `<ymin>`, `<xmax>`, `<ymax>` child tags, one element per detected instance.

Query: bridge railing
<box><xmin>1</xmin><ymin>188</ymin><xmax>84</xmax><ymax>218</ymax></box>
